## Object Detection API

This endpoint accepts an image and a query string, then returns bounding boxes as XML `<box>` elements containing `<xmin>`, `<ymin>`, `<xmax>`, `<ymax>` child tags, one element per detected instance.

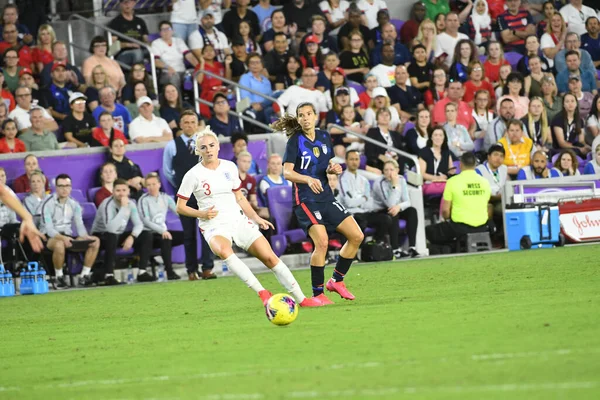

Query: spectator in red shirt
<box><xmin>94</xmin><ymin>162</ymin><xmax>117</xmax><ymax>207</ymax></box>
<box><xmin>487</xmin><ymin>0</ymin><xmax>506</xmax><ymax>22</ymax></box>
<box><xmin>0</xmin><ymin>69</ymin><xmax>16</xmax><ymax>111</ymax></box>
<box><xmin>195</xmin><ymin>44</ymin><xmax>226</xmax><ymax>119</ymax></box>
<box><xmin>400</xmin><ymin>2</ymin><xmax>427</xmax><ymax>45</ymax></box>
<box><xmin>91</xmin><ymin>111</ymin><xmax>128</xmax><ymax>147</ymax></box>
<box><xmin>12</xmin><ymin>154</ymin><xmax>50</xmax><ymax>193</ymax></box>
<box><xmin>424</xmin><ymin>67</ymin><xmax>448</xmax><ymax>111</ymax></box>
<box><xmin>236</xmin><ymin>150</ymin><xmax>270</xmax><ymax>220</ymax></box>
<box><xmin>463</xmin><ymin>61</ymin><xmax>495</xmax><ymax>108</ymax></box>
<box><xmin>0</xmin><ymin>119</ymin><xmax>25</xmax><ymax>153</ymax></box>
<box><xmin>31</xmin><ymin>24</ymin><xmax>55</xmax><ymax>75</ymax></box>
<box><xmin>0</xmin><ymin>23</ymin><xmax>33</xmax><ymax>70</ymax></box>
<box><xmin>483</xmin><ymin>41</ymin><xmax>511</xmax><ymax>86</ymax></box>
<box><xmin>432</xmin><ymin>81</ymin><xmax>475</xmax><ymax>134</ymax></box>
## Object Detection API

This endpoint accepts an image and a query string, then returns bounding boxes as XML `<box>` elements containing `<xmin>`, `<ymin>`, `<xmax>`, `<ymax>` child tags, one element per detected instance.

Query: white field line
<box><xmin>4</xmin><ymin>348</ymin><xmax>598</xmax><ymax>393</ymax></box>
<box><xmin>286</xmin><ymin>381</ymin><xmax>599</xmax><ymax>398</ymax></box>
<box><xmin>102</xmin><ymin>382</ymin><xmax>600</xmax><ymax>400</ymax></box>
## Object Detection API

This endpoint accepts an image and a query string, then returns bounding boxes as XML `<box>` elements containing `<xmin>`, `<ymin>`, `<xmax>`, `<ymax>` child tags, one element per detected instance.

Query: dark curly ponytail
<box><xmin>271</xmin><ymin>102</ymin><xmax>317</xmax><ymax>138</ymax></box>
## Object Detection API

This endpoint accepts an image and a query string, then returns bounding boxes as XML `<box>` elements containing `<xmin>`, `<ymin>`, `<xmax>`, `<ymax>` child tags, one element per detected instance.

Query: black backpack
<box><xmin>360</xmin><ymin>240</ymin><xmax>393</xmax><ymax>262</ymax></box>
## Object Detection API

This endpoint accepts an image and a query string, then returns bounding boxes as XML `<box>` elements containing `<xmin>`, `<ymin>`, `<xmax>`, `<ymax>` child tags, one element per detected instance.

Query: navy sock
<box><xmin>311</xmin><ymin>266</ymin><xmax>324</xmax><ymax>297</ymax></box>
<box><xmin>332</xmin><ymin>256</ymin><xmax>353</xmax><ymax>282</ymax></box>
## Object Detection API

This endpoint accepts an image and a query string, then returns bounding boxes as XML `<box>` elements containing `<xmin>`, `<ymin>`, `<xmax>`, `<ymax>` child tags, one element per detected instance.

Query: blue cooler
<box><xmin>505</xmin><ymin>203</ymin><xmax>563</xmax><ymax>251</ymax></box>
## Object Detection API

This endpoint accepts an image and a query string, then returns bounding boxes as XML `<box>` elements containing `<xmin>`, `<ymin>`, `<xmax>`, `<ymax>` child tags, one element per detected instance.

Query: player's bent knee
<box><xmin>314</xmin><ymin>237</ymin><xmax>329</xmax><ymax>253</ymax></box>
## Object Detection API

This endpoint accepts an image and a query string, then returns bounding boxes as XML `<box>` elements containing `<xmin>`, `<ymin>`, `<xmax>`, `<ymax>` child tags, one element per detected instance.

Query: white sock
<box><xmin>224</xmin><ymin>254</ymin><xmax>265</xmax><ymax>293</ymax></box>
<box><xmin>55</xmin><ymin>269</ymin><xmax>63</xmax><ymax>277</ymax></box>
<box><xmin>271</xmin><ymin>261</ymin><xmax>306</xmax><ymax>303</ymax></box>
<box><xmin>80</xmin><ymin>266</ymin><xmax>91</xmax><ymax>277</ymax></box>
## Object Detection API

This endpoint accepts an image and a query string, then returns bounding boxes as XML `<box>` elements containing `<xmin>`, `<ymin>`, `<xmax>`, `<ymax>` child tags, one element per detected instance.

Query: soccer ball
<box><xmin>265</xmin><ymin>293</ymin><xmax>298</xmax><ymax>326</ymax></box>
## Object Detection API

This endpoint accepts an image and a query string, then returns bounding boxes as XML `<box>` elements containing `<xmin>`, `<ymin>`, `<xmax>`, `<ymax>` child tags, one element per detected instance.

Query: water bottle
<box><xmin>157</xmin><ymin>264</ymin><xmax>165</xmax><ymax>283</ymax></box>
<box><xmin>7</xmin><ymin>269</ymin><xmax>15</xmax><ymax>296</ymax></box>
<box><xmin>183</xmin><ymin>71</ymin><xmax>193</xmax><ymax>91</ymax></box>
<box><xmin>38</xmin><ymin>266</ymin><xmax>49</xmax><ymax>294</ymax></box>
<box><xmin>221</xmin><ymin>261</ymin><xmax>230</xmax><ymax>276</ymax></box>
<box><xmin>126</xmin><ymin>266</ymin><xmax>134</xmax><ymax>285</ymax></box>
<box><xmin>0</xmin><ymin>265</ymin><xmax>6</xmax><ymax>297</ymax></box>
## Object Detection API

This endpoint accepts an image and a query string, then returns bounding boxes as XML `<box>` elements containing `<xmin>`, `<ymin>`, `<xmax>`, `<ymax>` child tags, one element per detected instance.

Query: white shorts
<box><xmin>199</xmin><ymin>215</ymin><xmax>263</xmax><ymax>251</ymax></box>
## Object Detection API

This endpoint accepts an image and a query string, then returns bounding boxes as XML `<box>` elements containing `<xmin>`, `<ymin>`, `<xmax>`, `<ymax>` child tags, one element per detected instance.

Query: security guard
<box><xmin>426</xmin><ymin>152</ymin><xmax>491</xmax><ymax>246</ymax></box>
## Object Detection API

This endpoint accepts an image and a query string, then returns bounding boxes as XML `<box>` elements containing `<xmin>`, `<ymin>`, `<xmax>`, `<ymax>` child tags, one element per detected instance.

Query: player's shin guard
<box><xmin>311</xmin><ymin>265</ymin><xmax>325</xmax><ymax>297</ymax></box>
<box><xmin>271</xmin><ymin>261</ymin><xmax>306</xmax><ymax>303</ymax></box>
<box><xmin>224</xmin><ymin>254</ymin><xmax>265</xmax><ymax>293</ymax></box>
<box><xmin>332</xmin><ymin>256</ymin><xmax>353</xmax><ymax>282</ymax></box>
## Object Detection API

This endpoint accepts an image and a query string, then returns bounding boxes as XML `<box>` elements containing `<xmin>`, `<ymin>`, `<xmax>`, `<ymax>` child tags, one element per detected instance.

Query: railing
<box><xmin>67</xmin><ymin>13</ymin><xmax>159</xmax><ymax>95</ymax></box>
<box><xmin>195</xmin><ymin>96</ymin><xmax>275</xmax><ymax>133</ymax></box>
<box><xmin>193</xmin><ymin>68</ymin><xmax>284</xmax><ymax>119</ymax></box>
<box><xmin>330</xmin><ymin>124</ymin><xmax>422</xmax><ymax>180</ymax></box>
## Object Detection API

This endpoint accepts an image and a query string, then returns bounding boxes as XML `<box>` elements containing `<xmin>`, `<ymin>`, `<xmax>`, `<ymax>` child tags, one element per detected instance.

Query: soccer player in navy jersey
<box><xmin>275</xmin><ymin>102</ymin><xmax>364</xmax><ymax>305</ymax></box>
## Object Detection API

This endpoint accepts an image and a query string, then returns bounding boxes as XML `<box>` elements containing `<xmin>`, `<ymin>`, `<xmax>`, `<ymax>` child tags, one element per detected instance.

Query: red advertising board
<box><xmin>558</xmin><ymin>198</ymin><xmax>600</xmax><ymax>242</ymax></box>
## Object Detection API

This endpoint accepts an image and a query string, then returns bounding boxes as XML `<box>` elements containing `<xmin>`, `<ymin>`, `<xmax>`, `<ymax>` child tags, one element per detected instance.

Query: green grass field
<box><xmin>1</xmin><ymin>246</ymin><xmax>599</xmax><ymax>400</ymax></box>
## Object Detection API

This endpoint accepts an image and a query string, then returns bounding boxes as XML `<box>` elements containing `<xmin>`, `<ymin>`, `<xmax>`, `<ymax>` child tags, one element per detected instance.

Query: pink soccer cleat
<box><xmin>326</xmin><ymin>278</ymin><xmax>355</xmax><ymax>300</ymax></box>
<box><xmin>299</xmin><ymin>297</ymin><xmax>324</xmax><ymax>307</ymax></box>
<box><xmin>314</xmin><ymin>293</ymin><xmax>335</xmax><ymax>305</ymax></box>
<box><xmin>258</xmin><ymin>290</ymin><xmax>273</xmax><ymax>306</ymax></box>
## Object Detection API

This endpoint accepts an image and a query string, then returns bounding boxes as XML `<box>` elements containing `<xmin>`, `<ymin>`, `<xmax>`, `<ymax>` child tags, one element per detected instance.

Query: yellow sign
<box><xmin>313</xmin><ymin>147</ymin><xmax>320</xmax><ymax>157</ymax></box>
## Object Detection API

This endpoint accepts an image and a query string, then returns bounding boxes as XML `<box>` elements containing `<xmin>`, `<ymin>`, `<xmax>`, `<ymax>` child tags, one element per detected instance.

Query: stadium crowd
<box><xmin>1</xmin><ymin>0</ymin><xmax>600</xmax><ymax>287</ymax></box>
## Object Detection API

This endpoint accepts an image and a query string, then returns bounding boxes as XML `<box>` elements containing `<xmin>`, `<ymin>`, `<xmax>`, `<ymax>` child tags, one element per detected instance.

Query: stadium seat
<box><xmin>504</xmin><ymin>52</ymin><xmax>523</xmax><ymax>69</ymax></box>
<box><xmin>87</xmin><ymin>187</ymin><xmax>102</xmax><ymax>202</ymax></box>
<box><xmin>479</xmin><ymin>54</ymin><xmax>487</xmax><ymax>63</ymax></box>
<box><xmin>80</xmin><ymin>202</ymin><xmax>97</xmax><ymax>231</ymax></box>
<box><xmin>551</xmin><ymin>153</ymin><xmax>584</xmax><ymax>166</ymax></box>
<box><xmin>390</xmin><ymin>19</ymin><xmax>405</xmax><ymax>35</ymax></box>
<box><xmin>266</xmin><ymin>186</ymin><xmax>307</xmax><ymax>256</ymax></box>
<box><xmin>402</xmin><ymin>121</ymin><xmax>415</xmax><ymax>135</ymax></box>
<box><xmin>70</xmin><ymin>189</ymin><xmax>86</xmax><ymax>203</ymax></box>
<box><xmin>16</xmin><ymin>192</ymin><xmax>27</xmax><ymax>201</ymax></box>
<box><xmin>347</xmin><ymin>80</ymin><xmax>366</xmax><ymax>95</ymax></box>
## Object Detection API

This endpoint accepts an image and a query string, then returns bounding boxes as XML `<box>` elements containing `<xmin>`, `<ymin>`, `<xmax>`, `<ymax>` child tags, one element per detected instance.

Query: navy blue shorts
<box><xmin>294</xmin><ymin>201</ymin><xmax>351</xmax><ymax>234</ymax></box>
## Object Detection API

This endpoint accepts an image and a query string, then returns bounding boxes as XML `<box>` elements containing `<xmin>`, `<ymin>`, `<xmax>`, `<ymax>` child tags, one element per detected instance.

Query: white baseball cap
<box><xmin>69</xmin><ymin>92</ymin><xmax>87</xmax><ymax>104</ymax></box>
<box><xmin>372</xmin><ymin>87</ymin><xmax>389</xmax><ymax>98</ymax></box>
<box><xmin>136</xmin><ymin>96</ymin><xmax>153</xmax><ymax>108</ymax></box>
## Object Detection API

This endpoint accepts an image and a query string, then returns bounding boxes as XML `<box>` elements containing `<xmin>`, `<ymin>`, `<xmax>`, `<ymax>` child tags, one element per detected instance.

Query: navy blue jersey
<box><xmin>283</xmin><ymin>129</ymin><xmax>335</xmax><ymax>205</ymax></box>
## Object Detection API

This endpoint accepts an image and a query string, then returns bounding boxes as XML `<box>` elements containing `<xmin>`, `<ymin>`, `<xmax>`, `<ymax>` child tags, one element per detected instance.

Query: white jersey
<box><xmin>177</xmin><ymin>159</ymin><xmax>243</xmax><ymax>228</ymax></box>
<box><xmin>177</xmin><ymin>158</ymin><xmax>262</xmax><ymax>249</ymax></box>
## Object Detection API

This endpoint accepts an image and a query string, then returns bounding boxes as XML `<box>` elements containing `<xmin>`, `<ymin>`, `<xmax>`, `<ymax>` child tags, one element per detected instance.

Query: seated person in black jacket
<box><xmin>364</xmin><ymin>108</ymin><xmax>407</xmax><ymax>173</ymax></box>
<box><xmin>107</xmin><ymin>138</ymin><xmax>144</xmax><ymax>198</ymax></box>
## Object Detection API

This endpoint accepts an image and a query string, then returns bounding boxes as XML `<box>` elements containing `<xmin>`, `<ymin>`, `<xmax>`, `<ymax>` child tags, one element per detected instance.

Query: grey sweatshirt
<box><xmin>371</xmin><ymin>176</ymin><xmax>411</xmax><ymax>212</ymax></box>
<box><xmin>137</xmin><ymin>192</ymin><xmax>177</xmax><ymax>234</ymax></box>
<box><xmin>92</xmin><ymin>196</ymin><xmax>143</xmax><ymax>237</ymax></box>
<box><xmin>337</xmin><ymin>170</ymin><xmax>375</xmax><ymax>214</ymax></box>
<box><xmin>40</xmin><ymin>194</ymin><xmax>87</xmax><ymax>238</ymax></box>
<box><xmin>23</xmin><ymin>193</ymin><xmax>50</xmax><ymax>228</ymax></box>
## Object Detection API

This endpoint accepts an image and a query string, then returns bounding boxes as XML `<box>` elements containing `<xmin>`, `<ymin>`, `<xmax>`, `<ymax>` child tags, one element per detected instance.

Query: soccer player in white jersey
<box><xmin>175</xmin><ymin>126</ymin><xmax>322</xmax><ymax>308</ymax></box>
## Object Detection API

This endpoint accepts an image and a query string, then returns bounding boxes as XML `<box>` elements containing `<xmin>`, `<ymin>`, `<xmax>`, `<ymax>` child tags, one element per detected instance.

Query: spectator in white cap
<box><xmin>63</xmin><ymin>92</ymin><xmax>97</xmax><ymax>148</ymax></box>
<box><xmin>151</xmin><ymin>20</ymin><xmax>199</xmax><ymax>89</ymax></box>
<box><xmin>128</xmin><ymin>96</ymin><xmax>173</xmax><ymax>144</ymax></box>
<box><xmin>363</xmin><ymin>87</ymin><xmax>401</xmax><ymax>130</ymax></box>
